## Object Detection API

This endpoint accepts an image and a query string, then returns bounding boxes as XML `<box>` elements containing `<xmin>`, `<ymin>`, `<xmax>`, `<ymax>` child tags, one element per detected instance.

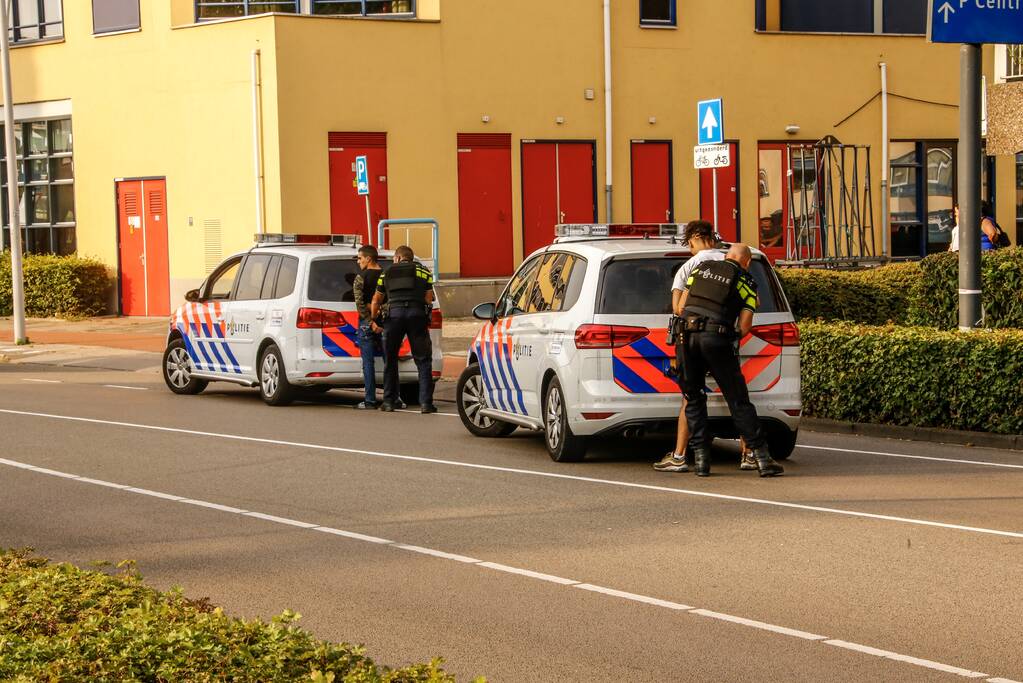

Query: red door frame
<box><xmin>457</xmin><ymin>133</ymin><xmax>514</xmax><ymax>277</ymax></box>
<box><xmin>519</xmin><ymin>139</ymin><xmax>598</xmax><ymax>258</ymax></box>
<box><xmin>698</xmin><ymin>140</ymin><xmax>740</xmax><ymax>242</ymax></box>
<box><xmin>630</xmin><ymin>140</ymin><xmax>674</xmax><ymax>224</ymax></box>
<box><xmin>756</xmin><ymin>141</ymin><xmax>819</xmax><ymax>262</ymax></box>
<box><xmin>115</xmin><ymin>176</ymin><xmax>170</xmax><ymax>317</ymax></box>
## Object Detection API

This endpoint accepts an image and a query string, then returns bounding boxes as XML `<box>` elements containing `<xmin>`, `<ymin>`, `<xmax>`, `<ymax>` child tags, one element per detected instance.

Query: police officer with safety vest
<box><xmin>679</xmin><ymin>243</ymin><xmax>784</xmax><ymax>478</ymax></box>
<box><xmin>370</xmin><ymin>245</ymin><xmax>437</xmax><ymax>414</ymax></box>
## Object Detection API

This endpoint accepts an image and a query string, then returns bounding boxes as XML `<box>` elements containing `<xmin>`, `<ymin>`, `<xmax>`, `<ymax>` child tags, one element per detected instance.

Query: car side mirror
<box><xmin>472</xmin><ymin>302</ymin><xmax>497</xmax><ymax>321</ymax></box>
<box><xmin>185</xmin><ymin>288</ymin><xmax>201</xmax><ymax>302</ymax></box>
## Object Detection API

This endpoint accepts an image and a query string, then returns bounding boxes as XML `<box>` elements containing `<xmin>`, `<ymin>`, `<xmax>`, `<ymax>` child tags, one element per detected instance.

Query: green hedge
<box><xmin>800</xmin><ymin>322</ymin><xmax>1023</xmax><ymax>435</ymax></box>
<box><xmin>907</xmin><ymin>248</ymin><xmax>1023</xmax><ymax>329</ymax></box>
<box><xmin>0</xmin><ymin>549</ymin><xmax>462</xmax><ymax>682</ymax></box>
<box><xmin>777</xmin><ymin>263</ymin><xmax>919</xmax><ymax>325</ymax></box>
<box><xmin>0</xmin><ymin>252</ymin><xmax>112</xmax><ymax>319</ymax></box>
<box><xmin>779</xmin><ymin>248</ymin><xmax>1023</xmax><ymax>329</ymax></box>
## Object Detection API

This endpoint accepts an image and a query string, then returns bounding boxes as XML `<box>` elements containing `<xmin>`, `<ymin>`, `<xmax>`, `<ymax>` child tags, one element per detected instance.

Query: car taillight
<box><xmin>751</xmin><ymin>322</ymin><xmax>800</xmax><ymax>347</ymax></box>
<box><xmin>297</xmin><ymin>308</ymin><xmax>345</xmax><ymax>329</ymax></box>
<box><xmin>430</xmin><ymin>307</ymin><xmax>443</xmax><ymax>330</ymax></box>
<box><xmin>574</xmin><ymin>324</ymin><xmax>649</xmax><ymax>349</ymax></box>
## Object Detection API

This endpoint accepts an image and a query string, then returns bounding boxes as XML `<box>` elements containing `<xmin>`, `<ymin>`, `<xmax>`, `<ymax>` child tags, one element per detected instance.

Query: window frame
<box><xmin>311</xmin><ymin>0</ymin><xmax>416</xmax><ymax>17</ymax></box>
<box><xmin>195</xmin><ymin>0</ymin><xmax>415</xmax><ymax>21</ymax></box>
<box><xmin>639</xmin><ymin>0</ymin><xmax>676</xmax><ymax>28</ymax></box>
<box><xmin>195</xmin><ymin>0</ymin><xmax>300</xmax><ymax>22</ymax></box>
<box><xmin>754</xmin><ymin>0</ymin><xmax>927</xmax><ymax>35</ymax></box>
<box><xmin>92</xmin><ymin>0</ymin><xmax>141</xmax><ymax>35</ymax></box>
<box><xmin>889</xmin><ymin>139</ymin><xmax>962</xmax><ymax>259</ymax></box>
<box><xmin>9</xmin><ymin>0</ymin><xmax>64</xmax><ymax>44</ymax></box>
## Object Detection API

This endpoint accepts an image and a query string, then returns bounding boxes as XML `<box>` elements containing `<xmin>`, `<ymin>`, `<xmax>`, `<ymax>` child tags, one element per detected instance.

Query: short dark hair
<box><xmin>358</xmin><ymin>244</ymin><xmax>378</xmax><ymax>262</ymax></box>
<box><xmin>980</xmin><ymin>200</ymin><xmax>993</xmax><ymax>218</ymax></box>
<box><xmin>394</xmin><ymin>245</ymin><xmax>415</xmax><ymax>262</ymax></box>
<box><xmin>684</xmin><ymin>220</ymin><xmax>715</xmax><ymax>244</ymax></box>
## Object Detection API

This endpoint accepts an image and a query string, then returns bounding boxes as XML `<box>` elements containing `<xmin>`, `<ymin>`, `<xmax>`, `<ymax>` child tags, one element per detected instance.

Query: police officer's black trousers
<box><xmin>382</xmin><ymin>304</ymin><xmax>435</xmax><ymax>406</ymax></box>
<box><xmin>681</xmin><ymin>331</ymin><xmax>766</xmax><ymax>451</ymax></box>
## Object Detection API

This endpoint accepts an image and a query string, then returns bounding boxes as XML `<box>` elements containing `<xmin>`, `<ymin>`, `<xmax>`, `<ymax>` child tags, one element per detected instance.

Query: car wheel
<box><xmin>766</xmin><ymin>425</ymin><xmax>798</xmax><ymax>461</ymax></box>
<box><xmin>162</xmin><ymin>338</ymin><xmax>208</xmax><ymax>395</ymax></box>
<box><xmin>258</xmin><ymin>345</ymin><xmax>295</xmax><ymax>406</ymax></box>
<box><xmin>456</xmin><ymin>364</ymin><xmax>516</xmax><ymax>438</ymax></box>
<box><xmin>543</xmin><ymin>376</ymin><xmax>587</xmax><ymax>463</ymax></box>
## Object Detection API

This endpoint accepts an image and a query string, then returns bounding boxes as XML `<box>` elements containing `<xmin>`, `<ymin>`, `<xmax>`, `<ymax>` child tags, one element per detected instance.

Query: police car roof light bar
<box><xmin>555</xmin><ymin>223</ymin><xmax>685</xmax><ymax>239</ymax></box>
<box><xmin>253</xmin><ymin>233</ymin><xmax>362</xmax><ymax>247</ymax></box>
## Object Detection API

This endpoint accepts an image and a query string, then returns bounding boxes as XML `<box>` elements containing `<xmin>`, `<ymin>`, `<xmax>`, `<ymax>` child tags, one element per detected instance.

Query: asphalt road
<box><xmin>1</xmin><ymin>361</ymin><xmax>1021</xmax><ymax>682</ymax></box>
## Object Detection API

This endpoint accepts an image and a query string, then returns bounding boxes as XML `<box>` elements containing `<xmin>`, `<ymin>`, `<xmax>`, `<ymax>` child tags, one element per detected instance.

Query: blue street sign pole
<box><xmin>355</xmin><ymin>155</ymin><xmax>372</xmax><ymax>244</ymax></box>
<box><xmin>697</xmin><ymin>98</ymin><xmax>725</xmax><ymax>229</ymax></box>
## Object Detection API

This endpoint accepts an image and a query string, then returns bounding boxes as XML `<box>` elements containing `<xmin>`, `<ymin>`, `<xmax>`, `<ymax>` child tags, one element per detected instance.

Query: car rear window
<box><xmin>307</xmin><ymin>258</ymin><xmax>359</xmax><ymax>302</ymax></box>
<box><xmin>597</xmin><ymin>256</ymin><xmax>789</xmax><ymax>315</ymax></box>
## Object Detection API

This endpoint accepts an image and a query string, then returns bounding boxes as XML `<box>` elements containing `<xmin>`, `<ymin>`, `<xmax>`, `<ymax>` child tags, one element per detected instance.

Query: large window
<box><xmin>639</xmin><ymin>0</ymin><xmax>675</xmax><ymax>27</ymax></box>
<box><xmin>196</xmin><ymin>0</ymin><xmax>414</xmax><ymax>20</ymax></box>
<box><xmin>9</xmin><ymin>0</ymin><xmax>63</xmax><ymax>43</ymax></box>
<box><xmin>756</xmin><ymin>0</ymin><xmax>927</xmax><ymax>34</ymax></box>
<box><xmin>92</xmin><ymin>0</ymin><xmax>140</xmax><ymax>34</ymax></box>
<box><xmin>1</xmin><ymin>118</ymin><xmax>75</xmax><ymax>256</ymax></box>
<box><xmin>1007</xmin><ymin>45</ymin><xmax>1023</xmax><ymax>81</ymax></box>
<box><xmin>889</xmin><ymin>141</ymin><xmax>956</xmax><ymax>258</ymax></box>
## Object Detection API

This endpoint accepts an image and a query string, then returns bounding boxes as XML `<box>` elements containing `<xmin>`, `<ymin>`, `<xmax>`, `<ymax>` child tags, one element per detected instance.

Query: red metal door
<box><xmin>699</xmin><ymin>141</ymin><xmax>740</xmax><ymax>242</ymax></box>
<box><xmin>117</xmin><ymin>179</ymin><xmax>170</xmax><ymax>317</ymax></box>
<box><xmin>457</xmin><ymin>133</ymin><xmax>513</xmax><ymax>277</ymax></box>
<box><xmin>521</xmin><ymin>141</ymin><xmax>596</xmax><ymax>257</ymax></box>
<box><xmin>117</xmin><ymin>180</ymin><xmax>145</xmax><ymax>316</ymax></box>
<box><xmin>142</xmin><ymin>179</ymin><xmax>170</xmax><ymax>316</ymax></box>
<box><xmin>328</xmin><ymin>132</ymin><xmax>389</xmax><ymax>242</ymax></box>
<box><xmin>631</xmin><ymin>141</ymin><xmax>673</xmax><ymax>223</ymax></box>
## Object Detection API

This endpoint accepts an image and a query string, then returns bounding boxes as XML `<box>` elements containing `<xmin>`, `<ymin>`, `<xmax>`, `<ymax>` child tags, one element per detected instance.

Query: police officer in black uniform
<box><xmin>679</xmin><ymin>243</ymin><xmax>784</xmax><ymax>477</ymax></box>
<box><xmin>370</xmin><ymin>245</ymin><xmax>437</xmax><ymax>414</ymax></box>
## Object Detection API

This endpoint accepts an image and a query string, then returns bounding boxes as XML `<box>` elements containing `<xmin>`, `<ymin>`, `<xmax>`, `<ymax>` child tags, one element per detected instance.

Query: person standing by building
<box><xmin>370</xmin><ymin>245</ymin><xmax>437</xmax><ymax>414</ymax></box>
<box><xmin>654</xmin><ymin>221</ymin><xmax>755</xmax><ymax>473</ymax></box>
<box><xmin>679</xmin><ymin>243</ymin><xmax>784</xmax><ymax>478</ymax></box>
<box><xmin>353</xmin><ymin>244</ymin><xmax>383</xmax><ymax>409</ymax></box>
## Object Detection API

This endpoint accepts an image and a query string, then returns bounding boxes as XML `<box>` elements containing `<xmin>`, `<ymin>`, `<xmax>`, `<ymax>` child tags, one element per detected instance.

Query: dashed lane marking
<box><xmin>20</xmin><ymin>378</ymin><xmax>61</xmax><ymax>384</ymax></box>
<box><xmin>800</xmin><ymin>445</ymin><xmax>1023</xmax><ymax>470</ymax></box>
<box><xmin>0</xmin><ymin>455</ymin><xmax>1014</xmax><ymax>683</ymax></box>
<box><xmin>0</xmin><ymin>407</ymin><xmax>1021</xmax><ymax>541</ymax></box>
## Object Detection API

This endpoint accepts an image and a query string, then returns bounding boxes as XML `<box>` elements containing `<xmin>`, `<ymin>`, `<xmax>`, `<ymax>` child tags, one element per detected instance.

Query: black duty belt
<box><xmin>683</xmin><ymin>317</ymin><xmax>735</xmax><ymax>336</ymax></box>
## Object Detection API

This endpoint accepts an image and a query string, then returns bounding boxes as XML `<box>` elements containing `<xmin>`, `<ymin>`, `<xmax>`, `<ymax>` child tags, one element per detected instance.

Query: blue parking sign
<box><xmin>356</xmin><ymin>155</ymin><xmax>370</xmax><ymax>196</ymax></box>
<box><xmin>697</xmin><ymin>99</ymin><xmax>724</xmax><ymax>146</ymax></box>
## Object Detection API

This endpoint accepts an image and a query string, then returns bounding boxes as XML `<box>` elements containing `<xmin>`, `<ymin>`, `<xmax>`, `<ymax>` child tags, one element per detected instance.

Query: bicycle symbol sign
<box><xmin>693</xmin><ymin>143</ymin><xmax>731</xmax><ymax>170</ymax></box>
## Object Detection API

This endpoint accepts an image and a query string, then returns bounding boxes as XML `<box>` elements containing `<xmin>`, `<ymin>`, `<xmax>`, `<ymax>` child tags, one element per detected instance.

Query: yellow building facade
<box><xmin>0</xmin><ymin>0</ymin><xmax>1014</xmax><ymax>315</ymax></box>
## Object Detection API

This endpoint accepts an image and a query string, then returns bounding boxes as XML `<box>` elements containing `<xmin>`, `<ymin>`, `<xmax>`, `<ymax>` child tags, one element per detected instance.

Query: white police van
<box><xmin>455</xmin><ymin>224</ymin><xmax>801</xmax><ymax>462</ymax></box>
<box><xmin>162</xmin><ymin>234</ymin><xmax>444</xmax><ymax>406</ymax></box>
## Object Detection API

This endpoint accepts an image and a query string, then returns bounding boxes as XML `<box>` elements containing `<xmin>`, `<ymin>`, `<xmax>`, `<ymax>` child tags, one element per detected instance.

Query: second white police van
<box><xmin>162</xmin><ymin>234</ymin><xmax>444</xmax><ymax>406</ymax></box>
<box><xmin>455</xmin><ymin>224</ymin><xmax>801</xmax><ymax>462</ymax></box>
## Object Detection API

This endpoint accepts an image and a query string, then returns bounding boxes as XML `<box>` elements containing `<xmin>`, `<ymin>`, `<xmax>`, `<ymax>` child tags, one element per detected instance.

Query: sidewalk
<box><xmin>0</xmin><ymin>316</ymin><xmax>483</xmax><ymax>379</ymax></box>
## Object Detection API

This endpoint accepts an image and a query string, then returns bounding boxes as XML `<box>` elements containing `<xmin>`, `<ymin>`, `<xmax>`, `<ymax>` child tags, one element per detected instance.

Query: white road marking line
<box><xmin>692</xmin><ymin>609</ymin><xmax>828</xmax><ymax>641</ymax></box>
<box><xmin>800</xmin><ymin>445</ymin><xmax>1023</xmax><ymax>470</ymax></box>
<box><xmin>477</xmin><ymin>562</ymin><xmax>579</xmax><ymax>585</ymax></box>
<box><xmin>103</xmin><ymin>385</ymin><xmax>149</xmax><ymax>391</ymax></box>
<box><xmin>574</xmin><ymin>584</ymin><xmax>693</xmax><ymax>610</ymax></box>
<box><xmin>1</xmin><ymin>408</ymin><xmax>1021</xmax><ymax>541</ymax></box>
<box><xmin>17</xmin><ymin>350</ymin><xmax>48</xmax><ymax>356</ymax></box>
<box><xmin>20</xmin><ymin>378</ymin><xmax>60</xmax><ymax>383</ymax></box>
<box><xmin>824</xmin><ymin>640</ymin><xmax>989</xmax><ymax>678</ymax></box>
<box><xmin>1</xmin><ymin>455</ymin><xmax>1013</xmax><ymax>683</ymax></box>
<box><xmin>395</xmin><ymin>409</ymin><xmax>459</xmax><ymax>417</ymax></box>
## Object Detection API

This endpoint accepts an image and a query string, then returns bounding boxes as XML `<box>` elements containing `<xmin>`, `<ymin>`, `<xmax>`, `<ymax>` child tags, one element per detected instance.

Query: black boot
<box><xmin>753</xmin><ymin>447</ymin><xmax>784</xmax><ymax>477</ymax></box>
<box><xmin>694</xmin><ymin>447</ymin><xmax>711</xmax><ymax>477</ymax></box>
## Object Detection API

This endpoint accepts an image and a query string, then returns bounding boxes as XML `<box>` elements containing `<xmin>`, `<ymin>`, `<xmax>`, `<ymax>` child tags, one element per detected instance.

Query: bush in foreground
<box><xmin>908</xmin><ymin>248</ymin><xmax>1023</xmax><ymax>329</ymax></box>
<box><xmin>0</xmin><ymin>252</ymin><xmax>113</xmax><ymax>318</ymax></box>
<box><xmin>800</xmin><ymin>322</ymin><xmax>1023</xmax><ymax>435</ymax></box>
<box><xmin>0</xmin><ymin>549</ymin><xmax>459</xmax><ymax>682</ymax></box>
<box><xmin>777</xmin><ymin>262</ymin><xmax>919</xmax><ymax>325</ymax></box>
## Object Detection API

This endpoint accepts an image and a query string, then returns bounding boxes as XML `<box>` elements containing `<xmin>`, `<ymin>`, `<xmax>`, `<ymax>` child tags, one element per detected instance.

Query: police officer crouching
<box><xmin>370</xmin><ymin>245</ymin><xmax>437</xmax><ymax>414</ymax></box>
<box><xmin>680</xmin><ymin>243</ymin><xmax>784</xmax><ymax>477</ymax></box>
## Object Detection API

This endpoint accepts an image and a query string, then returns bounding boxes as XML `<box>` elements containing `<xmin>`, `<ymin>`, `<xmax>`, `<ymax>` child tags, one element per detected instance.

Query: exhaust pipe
<box><xmin>622</xmin><ymin>426</ymin><xmax>646</xmax><ymax>439</ymax></box>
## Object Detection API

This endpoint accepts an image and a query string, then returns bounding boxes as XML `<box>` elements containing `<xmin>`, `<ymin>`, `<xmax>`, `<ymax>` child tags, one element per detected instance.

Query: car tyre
<box><xmin>162</xmin><ymin>338</ymin><xmax>208</xmax><ymax>395</ymax></box>
<box><xmin>544</xmin><ymin>376</ymin><xmax>587</xmax><ymax>463</ymax></box>
<box><xmin>456</xmin><ymin>364</ymin><xmax>516</xmax><ymax>438</ymax></box>
<box><xmin>766</xmin><ymin>425</ymin><xmax>797</xmax><ymax>461</ymax></box>
<box><xmin>258</xmin><ymin>344</ymin><xmax>295</xmax><ymax>406</ymax></box>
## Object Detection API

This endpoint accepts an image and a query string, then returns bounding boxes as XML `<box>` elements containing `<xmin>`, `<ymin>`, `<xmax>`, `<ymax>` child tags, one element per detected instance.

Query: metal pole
<box><xmin>959</xmin><ymin>43</ymin><xmax>982</xmax><ymax>331</ymax></box>
<box><xmin>712</xmin><ymin>168</ymin><xmax>719</xmax><ymax>233</ymax></box>
<box><xmin>603</xmin><ymin>0</ymin><xmax>613</xmax><ymax>222</ymax></box>
<box><xmin>365</xmin><ymin>196</ymin><xmax>372</xmax><ymax>245</ymax></box>
<box><xmin>1</xmin><ymin>1</ymin><xmax>26</xmax><ymax>344</ymax></box>
<box><xmin>251</xmin><ymin>49</ymin><xmax>264</xmax><ymax>235</ymax></box>
<box><xmin>880</xmin><ymin>62</ymin><xmax>890</xmax><ymax>259</ymax></box>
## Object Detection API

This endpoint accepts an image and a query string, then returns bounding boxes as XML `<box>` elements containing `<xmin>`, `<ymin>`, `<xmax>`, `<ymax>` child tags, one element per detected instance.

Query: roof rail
<box><xmin>253</xmin><ymin>233</ymin><xmax>361</xmax><ymax>247</ymax></box>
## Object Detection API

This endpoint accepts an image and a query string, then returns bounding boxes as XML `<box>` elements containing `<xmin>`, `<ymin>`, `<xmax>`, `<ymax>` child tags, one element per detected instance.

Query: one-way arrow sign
<box><xmin>929</xmin><ymin>0</ymin><xmax>1023</xmax><ymax>44</ymax></box>
<box><xmin>697</xmin><ymin>99</ymin><xmax>724</xmax><ymax>146</ymax></box>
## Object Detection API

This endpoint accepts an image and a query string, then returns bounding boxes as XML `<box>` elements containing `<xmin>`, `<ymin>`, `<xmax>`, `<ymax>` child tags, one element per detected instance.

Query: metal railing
<box><xmin>1007</xmin><ymin>44</ymin><xmax>1023</xmax><ymax>81</ymax></box>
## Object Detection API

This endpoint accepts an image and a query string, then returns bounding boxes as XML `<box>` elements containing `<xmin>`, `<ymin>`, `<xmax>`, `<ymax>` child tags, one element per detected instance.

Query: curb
<box><xmin>801</xmin><ymin>417</ymin><xmax>1023</xmax><ymax>452</ymax></box>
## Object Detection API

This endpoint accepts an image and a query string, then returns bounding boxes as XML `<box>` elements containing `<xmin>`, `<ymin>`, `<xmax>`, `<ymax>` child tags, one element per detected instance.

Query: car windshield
<box><xmin>597</xmin><ymin>255</ymin><xmax>788</xmax><ymax>315</ymax></box>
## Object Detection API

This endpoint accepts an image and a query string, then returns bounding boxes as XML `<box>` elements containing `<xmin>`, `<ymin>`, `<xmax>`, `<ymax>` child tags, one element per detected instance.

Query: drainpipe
<box><xmin>880</xmin><ymin>62</ymin><xmax>889</xmax><ymax>258</ymax></box>
<box><xmin>603</xmin><ymin>0</ymin><xmax>613</xmax><ymax>223</ymax></box>
<box><xmin>252</xmin><ymin>48</ymin><xmax>265</xmax><ymax>235</ymax></box>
